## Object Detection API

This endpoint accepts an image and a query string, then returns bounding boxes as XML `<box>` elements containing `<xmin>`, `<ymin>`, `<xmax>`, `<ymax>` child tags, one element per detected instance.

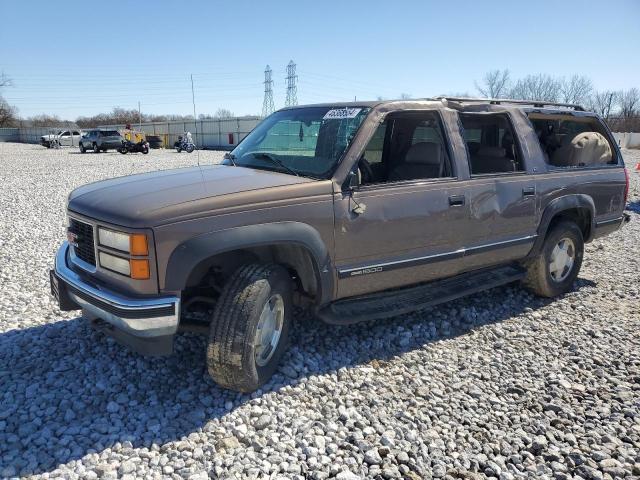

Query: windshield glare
<box><xmin>228</xmin><ymin>106</ymin><xmax>371</xmax><ymax>178</ymax></box>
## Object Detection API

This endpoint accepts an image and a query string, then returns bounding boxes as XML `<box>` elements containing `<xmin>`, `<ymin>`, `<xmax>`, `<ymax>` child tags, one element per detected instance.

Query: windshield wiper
<box><xmin>251</xmin><ymin>152</ymin><xmax>300</xmax><ymax>177</ymax></box>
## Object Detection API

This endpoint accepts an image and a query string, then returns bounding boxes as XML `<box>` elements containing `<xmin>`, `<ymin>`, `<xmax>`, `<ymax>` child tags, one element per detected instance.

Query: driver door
<box><xmin>333</xmin><ymin>110</ymin><xmax>469</xmax><ymax>299</ymax></box>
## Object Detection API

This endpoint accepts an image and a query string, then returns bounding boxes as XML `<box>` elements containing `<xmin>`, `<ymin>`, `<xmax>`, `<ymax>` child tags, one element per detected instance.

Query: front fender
<box><xmin>164</xmin><ymin>221</ymin><xmax>334</xmax><ymax>305</ymax></box>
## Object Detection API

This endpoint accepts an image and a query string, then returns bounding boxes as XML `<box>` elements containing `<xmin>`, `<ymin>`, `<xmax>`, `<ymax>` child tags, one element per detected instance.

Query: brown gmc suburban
<box><xmin>50</xmin><ymin>98</ymin><xmax>630</xmax><ymax>392</ymax></box>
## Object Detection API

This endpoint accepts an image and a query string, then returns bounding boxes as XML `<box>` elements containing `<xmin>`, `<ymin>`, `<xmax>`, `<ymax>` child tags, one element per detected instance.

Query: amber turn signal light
<box><xmin>129</xmin><ymin>234</ymin><xmax>148</xmax><ymax>256</ymax></box>
<box><xmin>130</xmin><ymin>259</ymin><xmax>150</xmax><ymax>280</ymax></box>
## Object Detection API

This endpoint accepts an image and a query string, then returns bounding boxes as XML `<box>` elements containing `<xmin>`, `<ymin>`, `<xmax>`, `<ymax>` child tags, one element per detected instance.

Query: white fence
<box><xmin>0</xmin><ymin>117</ymin><xmax>263</xmax><ymax>149</ymax></box>
<box><xmin>613</xmin><ymin>132</ymin><xmax>640</xmax><ymax>149</ymax></box>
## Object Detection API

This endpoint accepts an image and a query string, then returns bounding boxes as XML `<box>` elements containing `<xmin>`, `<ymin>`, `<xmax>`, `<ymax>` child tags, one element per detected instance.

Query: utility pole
<box><xmin>285</xmin><ymin>60</ymin><xmax>298</xmax><ymax>107</ymax></box>
<box><xmin>138</xmin><ymin>101</ymin><xmax>141</xmax><ymax>130</ymax></box>
<box><xmin>262</xmin><ymin>65</ymin><xmax>275</xmax><ymax>117</ymax></box>
<box><xmin>191</xmin><ymin>74</ymin><xmax>198</xmax><ymax>148</ymax></box>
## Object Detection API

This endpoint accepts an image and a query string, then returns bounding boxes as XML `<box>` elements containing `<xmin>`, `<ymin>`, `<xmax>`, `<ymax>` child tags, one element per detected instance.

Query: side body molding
<box><xmin>164</xmin><ymin>222</ymin><xmax>334</xmax><ymax>305</ymax></box>
<box><xmin>528</xmin><ymin>194</ymin><xmax>596</xmax><ymax>257</ymax></box>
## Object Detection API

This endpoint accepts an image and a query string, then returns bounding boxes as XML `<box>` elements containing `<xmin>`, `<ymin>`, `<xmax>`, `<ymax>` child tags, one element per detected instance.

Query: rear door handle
<box><xmin>448</xmin><ymin>195</ymin><xmax>465</xmax><ymax>207</ymax></box>
<box><xmin>522</xmin><ymin>186</ymin><xmax>536</xmax><ymax>197</ymax></box>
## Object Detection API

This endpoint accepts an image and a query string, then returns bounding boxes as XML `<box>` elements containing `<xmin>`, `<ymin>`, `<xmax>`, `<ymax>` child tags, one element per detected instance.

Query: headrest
<box><xmin>552</xmin><ymin>131</ymin><xmax>612</xmax><ymax>166</ymax></box>
<box><xmin>477</xmin><ymin>146</ymin><xmax>506</xmax><ymax>157</ymax></box>
<box><xmin>405</xmin><ymin>142</ymin><xmax>442</xmax><ymax>165</ymax></box>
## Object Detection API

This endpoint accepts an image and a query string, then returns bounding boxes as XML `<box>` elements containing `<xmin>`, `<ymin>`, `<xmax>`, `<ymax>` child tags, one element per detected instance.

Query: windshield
<box><xmin>226</xmin><ymin>106</ymin><xmax>371</xmax><ymax>178</ymax></box>
<box><xmin>103</xmin><ymin>130</ymin><xmax>120</xmax><ymax>137</ymax></box>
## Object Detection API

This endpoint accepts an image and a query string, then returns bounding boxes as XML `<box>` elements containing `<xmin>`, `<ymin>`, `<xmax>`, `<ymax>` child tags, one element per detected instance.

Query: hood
<box><xmin>68</xmin><ymin>165</ymin><xmax>315</xmax><ymax>227</ymax></box>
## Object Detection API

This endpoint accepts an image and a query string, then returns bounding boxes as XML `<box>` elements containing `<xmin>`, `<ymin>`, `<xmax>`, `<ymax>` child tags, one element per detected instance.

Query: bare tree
<box><xmin>475</xmin><ymin>69</ymin><xmax>511</xmax><ymax>98</ymax></box>
<box><xmin>0</xmin><ymin>72</ymin><xmax>17</xmax><ymax>127</ymax></box>
<box><xmin>587</xmin><ymin>90</ymin><xmax>618</xmax><ymax>119</ymax></box>
<box><xmin>0</xmin><ymin>97</ymin><xmax>18</xmax><ymax>127</ymax></box>
<box><xmin>213</xmin><ymin>108</ymin><xmax>235</xmax><ymax>119</ymax></box>
<box><xmin>510</xmin><ymin>74</ymin><xmax>562</xmax><ymax>102</ymax></box>
<box><xmin>0</xmin><ymin>72</ymin><xmax>12</xmax><ymax>88</ymax></box>
<box><xmin>619</xmin><ymin>88</ymin><xmax>639</xmax><ymax>118</ymax></box>
<box><xmin>399</xmin><ymin>93</ymin><xmax>412</xmax><ymax>100</ymax></box>
<box><xmin>25</xmin><ymin>114</ymin><xmax>74</xmax><ymax>127</ymax></box>
<box><xmin>560</xmin><ymin>75</ymin><xmax>593</xmax><ymax>105</ymax></box>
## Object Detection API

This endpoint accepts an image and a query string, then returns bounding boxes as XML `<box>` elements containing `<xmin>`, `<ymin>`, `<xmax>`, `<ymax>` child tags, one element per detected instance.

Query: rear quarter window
<box><xmin>528</xmin><ymin>113</ymin><xmax>618</xmax><ymax>168</ymax></box>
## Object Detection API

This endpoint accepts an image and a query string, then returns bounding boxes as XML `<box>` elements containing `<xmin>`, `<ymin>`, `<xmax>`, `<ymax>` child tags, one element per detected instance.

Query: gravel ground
<box><xmin>0</xmin><ymin>142</ymin><xmax>638</xmax><ymax>480</ymax></box>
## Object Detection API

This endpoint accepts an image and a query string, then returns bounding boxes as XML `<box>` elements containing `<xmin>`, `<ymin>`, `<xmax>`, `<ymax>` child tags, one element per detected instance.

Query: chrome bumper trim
<box><xmin>54</xmin><ymin>242</ymin><xmax>180</xmax><ymax>337</ymax></box>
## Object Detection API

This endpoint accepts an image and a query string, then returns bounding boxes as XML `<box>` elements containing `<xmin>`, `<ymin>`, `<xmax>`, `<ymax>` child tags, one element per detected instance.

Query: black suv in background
<box><xmin>79</xmin><ymin>130</ymin><xmax>123</xmax><ymax>153</ymax></box>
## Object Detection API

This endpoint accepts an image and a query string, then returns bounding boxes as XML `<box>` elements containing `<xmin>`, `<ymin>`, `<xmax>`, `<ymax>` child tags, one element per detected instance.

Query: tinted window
<box><xmin>459</xmin><ymin>113</ymin><xmax>524</xmax><ymax>174</ymax></box>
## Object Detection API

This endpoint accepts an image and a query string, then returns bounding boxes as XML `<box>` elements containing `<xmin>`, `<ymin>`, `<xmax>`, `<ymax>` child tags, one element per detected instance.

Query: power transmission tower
<box><xmin>285</xmin><ymin>60</ymin><xmax>298</xmax><ymax>107</ymax></box>
<box><xmin>262</xmin><ymin>65</ymin><xmax>275</xmax><ymax>117</ymax></box>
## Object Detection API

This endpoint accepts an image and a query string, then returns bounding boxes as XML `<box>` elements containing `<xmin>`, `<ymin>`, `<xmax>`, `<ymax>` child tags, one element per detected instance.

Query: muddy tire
<box><xmin>206</xmin><ymin>264</ymin><xmax>292</xmax><ymax>392</ymax></box>
<box><xmin>522</xmin><ymin>221</ymin><xmax>584</xmax><ymax>297</ymax></box>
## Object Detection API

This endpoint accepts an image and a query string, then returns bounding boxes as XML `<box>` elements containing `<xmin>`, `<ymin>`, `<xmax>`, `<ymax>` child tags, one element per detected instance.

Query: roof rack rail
<box><xmin>435</xmin><ymin>96</ymin><xmax>585</xmax><ymax>112</ymax></box>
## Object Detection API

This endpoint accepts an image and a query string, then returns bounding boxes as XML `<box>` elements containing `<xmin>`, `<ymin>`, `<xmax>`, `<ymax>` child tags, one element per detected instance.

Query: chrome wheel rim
<box><xmin>549</xmin><ymin>237</ymin><xmax>575</xmax><ymax>282</ymax></box>
<box><xmin>254</xmin><ymin>294</ymin><xmax>284</xmax><ymax>367</ymax></box>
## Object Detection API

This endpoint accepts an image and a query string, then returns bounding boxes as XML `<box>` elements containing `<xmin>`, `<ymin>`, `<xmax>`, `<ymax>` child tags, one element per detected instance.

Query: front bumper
<box><xmin>51</xmin><ymin>242</ymin><xmax>180</xmax><ymax>354</ymax></box>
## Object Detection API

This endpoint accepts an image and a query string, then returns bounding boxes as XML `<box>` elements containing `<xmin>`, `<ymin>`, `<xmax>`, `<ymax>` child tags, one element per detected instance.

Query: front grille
<box><xmin>69</xmin><ymin>218</ymin><xmax>96</xmax><ymax>266</ymax></box>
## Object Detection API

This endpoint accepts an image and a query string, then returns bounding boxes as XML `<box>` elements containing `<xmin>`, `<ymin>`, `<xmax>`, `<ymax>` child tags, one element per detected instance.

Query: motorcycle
<box><xmin>118</xmin><ymin>139</ymin><xmax>149</xmax><ymax>154</ymax></box>
<box><xmin>174</xmin><ymin>135</ymin><xmax>195</xmax><ymax>153</ymax></box>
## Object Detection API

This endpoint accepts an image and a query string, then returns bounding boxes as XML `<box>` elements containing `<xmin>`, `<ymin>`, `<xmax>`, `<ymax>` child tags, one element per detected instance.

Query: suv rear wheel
<box><xmin>93</xmin><ymin>143</ymin><xmax>99</xmax><ymax>153</ymax></box>
<box><xmin>523</xmin><ymin>220</ymin><xmax>584</xmax><ymax>297</ymax></box>
<box><xmin>79</xmin><ymin>143</ymin><xmax>86</xmax><ymax>153</ymax></box>
<box><xmin>206</xmin><ymin>264</ymin><xmax>292</xmax><ymax>392</ymax></box>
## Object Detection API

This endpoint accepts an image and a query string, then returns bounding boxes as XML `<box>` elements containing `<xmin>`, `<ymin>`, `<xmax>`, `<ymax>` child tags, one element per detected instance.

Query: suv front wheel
<box><xmin>523</xmin><ymin>220</ymin><xmax>584</xmax><ymax>297</ymax></box>
<box><xmin>206</xmin><ymin>264</ymin><xmax>292</xmax><ymax>392</ymax></box>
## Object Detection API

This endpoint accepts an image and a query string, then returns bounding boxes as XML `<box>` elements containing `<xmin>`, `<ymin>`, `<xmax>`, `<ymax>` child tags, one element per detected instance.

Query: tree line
<box><xmin>474</xmin><ymin>69</ymin><xmax>639</xmax><ymax>131</ymax></box>
<box><xmin>1</xmin><ymin>70</ymin><xmax>639</xmax><ymax>132</ymax></box>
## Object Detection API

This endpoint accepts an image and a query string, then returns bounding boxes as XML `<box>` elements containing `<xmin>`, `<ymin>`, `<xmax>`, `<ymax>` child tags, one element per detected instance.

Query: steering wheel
<box><xmin>357</xmin><ymin>157</ymin><xmax>374</xmax><ymax>185</ymax></box>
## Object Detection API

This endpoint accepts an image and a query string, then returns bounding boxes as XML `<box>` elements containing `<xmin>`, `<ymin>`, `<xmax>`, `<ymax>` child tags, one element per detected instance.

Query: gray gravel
<box><xmin>0</xmin><ymin>142</ymin><xmax>639</xmax><ymax>479</ymax></box>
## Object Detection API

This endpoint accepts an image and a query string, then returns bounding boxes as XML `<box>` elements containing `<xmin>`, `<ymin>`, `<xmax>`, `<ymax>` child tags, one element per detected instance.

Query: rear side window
<box><xmin>528</xmin><ymin>113</ymin><xmax>617</xmax><ymax>168</ymax></box>
<box><xmin>459</xmin><ymin>113</ymin><xmax>524</xmax><ymax>174</ymax></box>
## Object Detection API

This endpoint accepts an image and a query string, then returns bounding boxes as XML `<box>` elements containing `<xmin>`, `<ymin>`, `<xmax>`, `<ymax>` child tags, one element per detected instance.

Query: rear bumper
<box><xmin>51</xmin><ymin>242</ymin><xmax>180</xmax><ymax>354</ymax></box>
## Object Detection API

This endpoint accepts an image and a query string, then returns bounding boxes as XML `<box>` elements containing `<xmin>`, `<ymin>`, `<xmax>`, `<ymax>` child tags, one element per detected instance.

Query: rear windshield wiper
<box><xmin>250</xmin><ymin>152</ymin><xmax>299</xmax><ymax>177</ymax></box>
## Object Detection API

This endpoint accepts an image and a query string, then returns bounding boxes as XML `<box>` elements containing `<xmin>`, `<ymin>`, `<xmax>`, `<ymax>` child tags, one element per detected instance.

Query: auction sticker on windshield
<box><xmin>323</xmin><ymin>108</ymin><xmax>362</xmax><ymax>120</ymax></box>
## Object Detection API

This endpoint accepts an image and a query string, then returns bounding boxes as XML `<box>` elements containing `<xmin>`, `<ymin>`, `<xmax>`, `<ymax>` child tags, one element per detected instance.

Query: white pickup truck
<box><xmin>40</xmin><ymin>129</ymin><xmax>82</xmax><ymax>148</ymax></box>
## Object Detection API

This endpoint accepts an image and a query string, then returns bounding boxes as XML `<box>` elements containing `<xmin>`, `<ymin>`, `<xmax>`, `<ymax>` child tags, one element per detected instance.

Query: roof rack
<box><xmin>435</xmin><ymin>96</ymin><xmax>585</xmax><ymax>111</ymax></box>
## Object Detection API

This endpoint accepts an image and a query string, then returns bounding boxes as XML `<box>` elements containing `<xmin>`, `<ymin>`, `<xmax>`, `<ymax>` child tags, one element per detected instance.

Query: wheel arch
<box><xmin>529</xmin><ymin>194</ymin><xmax>595</xmax><ymax>257</ymax></box>
<box><xmin>164</xmin><ymin>222</ymin><xmax>334</xmax><ymax>306</ymax></box>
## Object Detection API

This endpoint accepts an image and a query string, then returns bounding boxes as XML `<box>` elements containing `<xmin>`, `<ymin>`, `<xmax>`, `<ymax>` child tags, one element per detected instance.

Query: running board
<box><xmin>318</xmin><ymin>264</ymin><xmax>526</xmax><ymax>325</ymax></box>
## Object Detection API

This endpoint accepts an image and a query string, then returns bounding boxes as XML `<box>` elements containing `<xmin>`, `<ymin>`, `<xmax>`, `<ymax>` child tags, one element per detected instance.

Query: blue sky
<box><xmin>1</xmin><ymin>0</ymin><xmax>638</xmax><ymax>119</ymax></box>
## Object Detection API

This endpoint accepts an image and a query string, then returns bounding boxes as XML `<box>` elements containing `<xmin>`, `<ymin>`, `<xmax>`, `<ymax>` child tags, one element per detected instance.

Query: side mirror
<box><xmin>347</xmin><ymin>170</ymin><xmax>359</xmax><ymax>190</ymax></box>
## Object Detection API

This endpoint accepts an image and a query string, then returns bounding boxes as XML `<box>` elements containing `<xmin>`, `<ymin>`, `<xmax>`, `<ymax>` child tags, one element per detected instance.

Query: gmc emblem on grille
<box><xmin>66</xmin><ymin>229</ymin><xmax>79</xmax><ymax>247</ymax></box>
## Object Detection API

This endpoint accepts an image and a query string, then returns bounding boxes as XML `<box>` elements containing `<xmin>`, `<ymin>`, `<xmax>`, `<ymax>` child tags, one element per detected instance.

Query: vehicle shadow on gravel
<box><xmin>0</xmin><ymin>280</ymin><xmax>596</xmax><ymax>476</ymax></box>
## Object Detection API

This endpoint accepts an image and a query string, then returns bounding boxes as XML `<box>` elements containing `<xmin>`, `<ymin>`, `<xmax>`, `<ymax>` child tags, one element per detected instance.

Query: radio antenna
<box><xmin>191</xmin><ymin>74</ymin><xmax>200</xmax><ymax>166</ymax></box>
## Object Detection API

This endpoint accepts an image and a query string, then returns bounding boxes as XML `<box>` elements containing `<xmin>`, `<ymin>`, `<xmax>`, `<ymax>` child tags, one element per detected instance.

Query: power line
<box><xmin>285</xmin><ymin>60</ymin><xmax>298</xmax><ymax>107</ymax></box>
<box><xmin>262</xmin><ymin>65</ymin><xmax>274</xmax><ymax>117</ymax></box>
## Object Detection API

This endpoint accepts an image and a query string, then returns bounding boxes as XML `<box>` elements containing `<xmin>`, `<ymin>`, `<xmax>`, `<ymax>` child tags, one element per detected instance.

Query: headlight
<box><xmin>99</xmin><ymin>252</ymin><xmax>131</xmax><ymax>276</ymax></box>
<box><xmin>99</xmin><ymin>252</ymin><xmax>150</xmax><ymax>280</ymax></box>
<box><xmin>98</xmin><ymin>228</ymin><xmax>148</xmax><ymax>255</ymax></box>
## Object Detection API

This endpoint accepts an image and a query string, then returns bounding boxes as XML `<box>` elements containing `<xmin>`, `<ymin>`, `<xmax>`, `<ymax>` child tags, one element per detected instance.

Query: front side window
<box><xmin>227</xmin><ymin>106</ymin><xmax>371</xmax><ymax>178</ymax></box>
<box><xmin>357</xmin><ymin>111</ymin><xmax>453</xmax><ymax>186</ymax></box>
<box><xmin>459</xmin><ymin>113</ymin><xmax>524</xmax><ymax>174</ymax></box>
